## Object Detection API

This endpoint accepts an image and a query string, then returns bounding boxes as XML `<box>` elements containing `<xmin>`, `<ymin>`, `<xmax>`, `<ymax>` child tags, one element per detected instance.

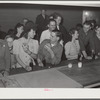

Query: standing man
<box><xmin>35</xmin><ymin>9</ymin><xmax>49</xmax><ymax>41</ymax></box>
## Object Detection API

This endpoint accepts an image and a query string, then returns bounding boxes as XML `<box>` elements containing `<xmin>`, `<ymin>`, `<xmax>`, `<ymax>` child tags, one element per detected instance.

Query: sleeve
<box><xmin>64</xmin><ymin>42</ymin><xmax>71</xmax><ymax>57</ymax></box>
<box><xmin>52</xmin><ymin>45</ymin><xmax>63</xmax><ymax>65</ymax></box>
<box><xmin>89</xmin><ymin>31</ymin><xmax>95</xmax><ymax>51</ymax></box>
<box><xmin>13</xmin><ymin>40</ymin><xmax>20</xmax><ymax>55</ymax></box>
<box><xmin>38</xmin><ymin>40</ymin><xmax>47</xmax><ymax>60</ymax></box>
<box><xmin>78</xmin><ymin>32</ymin><xmax>86</xmax><ymax>51</ymax></box>
<box><xmin>34</xmin><ymin>40</ymin><xmax>39</xmax><ymax>54</ymax></box>
<box><xmin>4</xmin><ymin>41</ymin><xmax>11</xmax><ymax>71</ymax></box>
<box><xmin>40</xmin><ymin>32</ymin><xmax>45</xmax><ymax>44</ymax></box>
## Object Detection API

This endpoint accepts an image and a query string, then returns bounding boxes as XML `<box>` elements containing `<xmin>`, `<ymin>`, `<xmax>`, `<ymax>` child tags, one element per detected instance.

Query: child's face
<box><xmin>73</xmin><ymin>30</ymin><xmax>79</xmax><ymax>39</ymax></box>
<box><xmin>6</xmin><ymin>37</ymin><xmax>13</xmax><ymax>48</ymax></box>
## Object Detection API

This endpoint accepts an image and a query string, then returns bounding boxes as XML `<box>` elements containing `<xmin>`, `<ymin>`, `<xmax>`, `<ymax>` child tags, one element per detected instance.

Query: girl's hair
<box><xmin>14</xmin><ymin>23</ymin><xmax>24</xmax><ymax>35</ymax></box>
<box><xmin>23</xmin><ymin>21</ymin><xmax>36</xmax><ymax>39</ymax></box>
<box><xmin>69</xmin><ymin>28</ymin><xmax>78</xmax><ymax>36</ymax></box>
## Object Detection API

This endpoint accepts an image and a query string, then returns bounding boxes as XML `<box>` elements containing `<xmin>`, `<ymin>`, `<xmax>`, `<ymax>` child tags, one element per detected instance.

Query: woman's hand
<box><xmin>22</xmin><ymin>43</ymin><xmax>30</xmax><ymax>54</ymax></box>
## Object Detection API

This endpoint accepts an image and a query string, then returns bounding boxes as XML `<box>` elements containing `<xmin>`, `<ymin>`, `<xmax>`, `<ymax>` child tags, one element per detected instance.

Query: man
<box><xmin>78</xmin><ymin>21</ymin><xmax>95</xmax><ymax>59</ymax></box>
<box><xmin>38</xmin><ymin>30</ymin><xmax>63</xmax><ymax>67</ymax></box>
<box><xmin>35</xmin><ymin>9</ymin><xmax>49</xmax><ymax>40</ymax></box>
<box><xmin>40</xmin><ymin>19</ymin><xmax>56</xmax><ymax>44</ymax></box>
<box><xmin>0</xmin><ymin>39</ymin><xmax>10</xmax><ymax>76</ymax></box>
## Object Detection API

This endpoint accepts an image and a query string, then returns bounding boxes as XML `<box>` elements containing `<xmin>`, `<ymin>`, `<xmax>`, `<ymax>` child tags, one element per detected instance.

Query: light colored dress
<box><xmin>13</xmin><ymin>37</ymin><xmax>39</xmax><ymax>68</ymax></box>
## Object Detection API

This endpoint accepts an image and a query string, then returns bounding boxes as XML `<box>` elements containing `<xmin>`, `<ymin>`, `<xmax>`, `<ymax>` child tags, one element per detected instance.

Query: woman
<box><xmin>65</xmin><ymin>28</ymin><xmax>80</xmax><ymax>60</ymax></box>
<box><xmin>13</xmin><ymin>23</ymin><xmax>24</xmax><ymax>40</ymax></box>
<box><xmin>13</xmin><ymin>22</ymin><xmax>39</xmax><ymax>71</ymax></box>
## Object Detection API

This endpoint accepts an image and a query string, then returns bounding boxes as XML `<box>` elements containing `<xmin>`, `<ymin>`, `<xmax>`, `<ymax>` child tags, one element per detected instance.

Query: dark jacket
<box><xmin>0</xmin><ymin>39</ymin><xmax>10</xmax><ymax>71</ymax></box>
<box><xmin>78</xmin><ymin>28</ymin><xmax>95</xmax><ymax>52</ymax></box>
<box><xmin>36</xmin><ymin>14</ymin><xmax>49</xmax><ymax>32</ymax></box>
<box><xmin>58</xmin><ymin>25</ymin><xmax>71</xmax><ymax>45</ymax></box>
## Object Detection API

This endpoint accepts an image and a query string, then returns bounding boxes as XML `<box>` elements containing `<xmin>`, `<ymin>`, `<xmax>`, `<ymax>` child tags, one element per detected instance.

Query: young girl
<box><xmin>65</xmin><ymin>28</ymin><xmax>80</xmax><ymax>60</ymax></box>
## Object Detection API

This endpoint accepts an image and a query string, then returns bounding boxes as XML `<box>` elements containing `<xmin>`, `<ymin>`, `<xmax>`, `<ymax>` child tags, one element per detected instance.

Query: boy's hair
<box><xmin>52</xmin><ymin>30</ymin><xmax>62</xmax><ymax>42</ymax></box>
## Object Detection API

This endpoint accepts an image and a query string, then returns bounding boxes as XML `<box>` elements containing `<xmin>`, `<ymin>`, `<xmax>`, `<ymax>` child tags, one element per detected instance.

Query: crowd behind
<box><xmin>0</xmin><ymin>9</ymin><xmax>100</xmax><ymax>76</ymax></box>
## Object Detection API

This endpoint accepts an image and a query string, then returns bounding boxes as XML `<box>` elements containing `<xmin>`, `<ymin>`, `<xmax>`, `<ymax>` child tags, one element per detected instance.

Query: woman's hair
<box><xmin>14</xmin><ymin>23</ymin><xmax>24</xmax><ymax>35</ymax></box>
<box><xmin>23</xmin><ymin>21</ymin><xmax>36</xmax><ymax>39</ymax></box>
<box><xmin>52</xmin><ymin>30</ymin><xmax>62</xmax><ymax>42</ymax></box>
<box><xmin>69</xmin><ymin>28</ymin><xmax>78</xmax><ymax>36</ymax></box>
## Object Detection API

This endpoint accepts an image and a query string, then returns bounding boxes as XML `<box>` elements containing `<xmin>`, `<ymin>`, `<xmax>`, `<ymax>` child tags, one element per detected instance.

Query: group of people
<box><xmin>0</xmin><ymin>9</ymin><xmax>100</xmax><ymax>76</ymax></box>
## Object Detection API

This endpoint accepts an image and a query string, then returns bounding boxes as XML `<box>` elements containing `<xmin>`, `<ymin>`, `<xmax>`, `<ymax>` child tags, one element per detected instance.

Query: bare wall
<box><xmin>0</xmin><ymin>4</ymin><xmax>82</xmax><ymax>32</ymax></box>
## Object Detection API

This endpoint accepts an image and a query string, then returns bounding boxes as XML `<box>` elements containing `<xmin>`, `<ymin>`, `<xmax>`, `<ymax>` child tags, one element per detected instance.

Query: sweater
<box><xmin>38</xmin><ymin>39</ymin><xmax>63</xmax><ymax>65</ymax></box>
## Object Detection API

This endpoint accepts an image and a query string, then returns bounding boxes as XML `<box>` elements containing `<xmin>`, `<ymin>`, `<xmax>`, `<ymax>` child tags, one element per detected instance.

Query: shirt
<box><xmin>38</xmin><ymin>39</ymin><xmax>63</xmax><ymax>65</ymax></box>
<box><xmin>13</xmin><ymin>37</ymin><xmax>39</xmax><ymax>68</ymax></box>
<box><xmin>40</xmin><ymin>29</ymin><xmax>51</xmax><ymax>44</ymax></box>
<box><xmin>65</xmin><ymin>40</ymin><xmax>80</xmax><ymax>60</ymax></box>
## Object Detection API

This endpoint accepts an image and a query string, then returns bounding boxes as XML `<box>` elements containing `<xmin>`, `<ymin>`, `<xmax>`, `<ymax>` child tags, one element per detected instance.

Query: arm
<box><xmin>37</xmin><ymin>40</ymin><xmax>48</xmax><ymax>66</ymax></box>
<box><xmin>51</xmin><ymin>45</ymin><xmax>63</xmax><ymax>64</ymax></box>
<box><xmin>15</xmin><ymin>54</ymin><xmax>26</xmax><ymax>68</ymax></box>
<box><xmin>40</xmin><ymin>32</ymin><xmax>46</xmax><ymax>44</ymax></box>
<box><xmin>89</xmin><ymin>31</ymin><xmax>95</xmax><ymax>53</ymax></box>
<box><xmin>44</xmin><ymin>44</ymin><xmax>63</xmax><ymax>64</ymax></box>
<box><xmin>28</xmin><ymin>41</ymin><xmax>39</xmax><ymax>59</ymax></box>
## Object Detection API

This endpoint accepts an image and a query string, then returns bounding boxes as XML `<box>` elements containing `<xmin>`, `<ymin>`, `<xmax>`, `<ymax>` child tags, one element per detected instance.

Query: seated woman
<box><xmin>5</xmin><ymin>35</ymin><xmax>16</xmax><ymax>68</ymax></box>
<box><xmin>64</xmin><ymin>28</ymin><xmax>80</xmax><ymax>60</ymax></box>
<box><xmin>0</xmin><ymin>39</ymin><xmax>10</xmax><ymax>76</ymax></box>
<box><xmin>13</xmin><ymin>22</ymin><xmax>39</xmax><ymax>71</ymax></box>
<box><xmin>94</xmin><ymin>25</ymin><xmax>100</xmax><ymax>59</ymax></box>
<box><xmin>37</xmin><ymin>30</ymin><xmax>63</xmax><ymax>67</ymax></box>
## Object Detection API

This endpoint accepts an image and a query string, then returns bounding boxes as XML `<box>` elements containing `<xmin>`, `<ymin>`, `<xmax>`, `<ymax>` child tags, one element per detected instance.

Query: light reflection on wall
<box><xmin>82</xmin><ymin>10</ymin><xmax>96</xmax><ymax>23</ymax></box>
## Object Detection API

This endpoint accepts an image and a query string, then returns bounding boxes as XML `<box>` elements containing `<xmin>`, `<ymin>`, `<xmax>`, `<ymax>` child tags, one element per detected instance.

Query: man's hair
<box><xmin>83</xmin><ymin>20</ymin><xmax>92</xmax><ymax>27</ymax></box>
<box><xmin>52</xmin><ymin>30</ymin><xmax>62</xmax><ymax>42</ymax></box>
<box><xmin>48</xmin><ymin>19</ymin><xmax>56</xmax><ymax>25</ymax></box>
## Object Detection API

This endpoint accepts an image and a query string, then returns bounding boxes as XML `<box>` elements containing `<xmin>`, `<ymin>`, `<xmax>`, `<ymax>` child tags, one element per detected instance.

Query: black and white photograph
<box><xmin>0</xmin><ymin>1</ymin><xmax>100</xmax><ymax>90</ymax></box>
